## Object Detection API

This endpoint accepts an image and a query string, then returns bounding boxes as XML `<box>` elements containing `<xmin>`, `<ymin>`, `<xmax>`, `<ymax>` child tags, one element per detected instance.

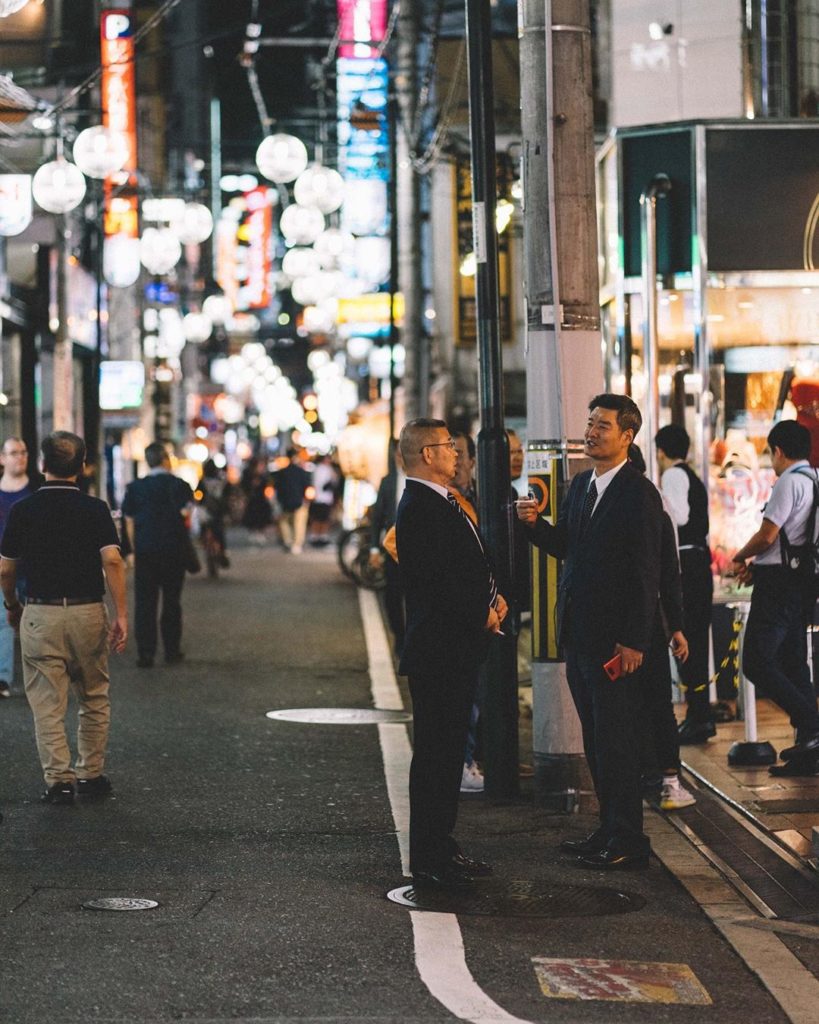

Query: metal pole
<box><xmin>209</xmin><ymin>97</ymin><xmax>222</xmax><ymax>280</ymax></box>
<box><xmin>639</xmin><ymin>173</ymin><xmax>670</xmax><ymax>484</ymax></box>
<box><xmin>53</xmin><ymin>213</ymin><xmax>73</xmax><ymax>432</ymax></box>
<box><xmin>465</xmin><ymin>0</ymin><xmax>518</xmax><ymax>798</ymax></box>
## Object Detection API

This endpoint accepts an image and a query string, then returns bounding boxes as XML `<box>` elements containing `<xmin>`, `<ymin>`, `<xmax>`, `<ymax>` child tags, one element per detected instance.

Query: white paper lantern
<box><xmin>103</xmin><ymin>234</ymin><xmax>141</xmax><ymax>288</ymax></box>
<box><xmin>346</xmin><ymin>336</ymin><xmax>372</xmax><ymax>361</ymax></box>
<box><xmin>139</xmin><ymin>227</ymin><xmax>182</xmax><ymax>275</ymax></box>
<box><xmin>290</xmin><ymin>276</ymin><xmax>321</xmax><ymax>306</ymax></box>
<box><xmin>314</xmin><ymin>228</ymin><xmax>354</xmax><ymax>269</ymax></box>
<box><xmin>183</xmin><ymin>312</ymin><xmax>214</xmax><ymax>343</ymax></box>
<box><xmin>32</xmin><ymin>158</ymin><xmax>86</xmax><ymax>214</ymax></box>
<box><xmin>171</xmin><ymin>202</ymin><xmax>214</xmax><ymax>245</ymax></box>
<box><xmin>351</xmin><ymin>236</ymin><xmax>391</xmax><ymax>287</ymax></box>
<box><xmin>303</xmin><ymin>305</ymin><xmax>335</xmax><ymax>334</ymax></box>
<box><xmin>293</xmin><ymin>164</ymin><xmax>345</xmax><ymax>214</ymax></box>
<box><xmin>281</xmin><ymin>247</ymin><xmax>320</xmax><ymax>279</ymax></box>
<box><xmin>279</xmin><ymin>204</ymin><xmax>325</xmax><ymax>246</ymax></box>
<box><xmin>255</xmin><ymin>133</ymin><xmax>308</xmax><ymax>184</ymax></box>
<box><xmin>341</xmin><ymin>179</ymin><xmax>388</xmax><ymax>236</ymax></box>
<box><xmin>0</xmin><ymin>1</ymin><xmax>31</xmax><ymax>17</ymax></box>
<box><xmin>72</xmin><ymin>126</ymin><xmax>128</xmax><ymax>179</ymax></box>
<box><xmin>202</xmin><ymin>293</ymin><xmax>232</xmax><ymax>325</ymax></box>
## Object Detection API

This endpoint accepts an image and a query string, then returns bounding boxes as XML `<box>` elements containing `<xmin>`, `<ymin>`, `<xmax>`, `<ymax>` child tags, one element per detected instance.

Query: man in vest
<box><xmin>656</xmin><ymin>426</ymin><xmax>715</xmax><ymax>744</ymax></box>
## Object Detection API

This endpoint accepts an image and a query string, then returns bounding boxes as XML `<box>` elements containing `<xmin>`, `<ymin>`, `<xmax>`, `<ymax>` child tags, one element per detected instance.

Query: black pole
<box><xmin>465</xmin><ymin>0</ymin><xmax>518</xmax><ymax>798</ymax></box>
<box><xmin>387</xmin><ymin>87</ymin><xmax>399</xmax><ymax>442</ymax></box>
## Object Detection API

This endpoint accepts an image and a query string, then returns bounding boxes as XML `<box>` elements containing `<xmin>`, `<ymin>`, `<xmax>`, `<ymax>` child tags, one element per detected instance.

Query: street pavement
<box><xmin>0</xmin><ymin>533</ymin><xmax>805</xmax><ymax>1023</ymax></box>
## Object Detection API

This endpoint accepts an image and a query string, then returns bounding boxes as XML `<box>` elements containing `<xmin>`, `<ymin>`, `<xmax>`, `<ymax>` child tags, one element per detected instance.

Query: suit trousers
<box><xmin>743</xmin><ymin>566</ymin><xmax>819</xmax><ymax>743</ymax></box>
<box><xmin>21</xmin><ymin>602</ymin><xmax>110</xmax><ymax>785</ymax></box>
<box><xmin>565</xmin><ymin>638</ymin><xmax>649</xmax><ymax>856</ymax></box>
<box><xmin>135</xmin><ymin>552</ymin><xmax>186</xmax><ymax>660</ymax></box>
<box><xmin>678</xmin><ymin>548</ymin><xmax>714</xmax><ymax>721</ymax></box>
<box><xmin>408</xmin><ymin>667</ymin><xmax>477</xmax><ymax>872</ymax></box>
<box><xmin>639</xmin><ymin>625</ymin><xmax>681</xmax><ymax>774</ymax></box>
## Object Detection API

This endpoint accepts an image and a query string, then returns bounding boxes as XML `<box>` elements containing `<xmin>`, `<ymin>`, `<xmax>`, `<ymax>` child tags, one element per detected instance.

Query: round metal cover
<box><xmin>82</xmin><ymin>897</ymin><xmax>159</xmax><ymax>912</ymax></box>
<box><xmin>386</xmin><ymin>880</ymin><xmax>646</xmax><ymax>917</ymax></box>
<box><xmin>266</xmin><ymin>708</ymin><xmax>412</xmax><ymax>724</ymax></box>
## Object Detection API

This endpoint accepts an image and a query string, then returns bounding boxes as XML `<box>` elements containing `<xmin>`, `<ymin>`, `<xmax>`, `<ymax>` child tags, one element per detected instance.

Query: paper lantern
<box><xmin>171</xmin><ymin>202</ymin><xmax>214</xmax><ymax>245</ymax></box>
<box><xmin>293</xmin><ymin>164</ymin><xmax>344</xmax><ymax>214</ymax></box>
<box><xmin>255</xmin><ymin>133</ymin><xmax>308</xmax><ymax>184</ymax></box>
<box><xmin>31</xmin><ymin>158</ymin><xmax>86</xmax><ymax>214</ymax></box>
<box><xmin>103</xmin><ymin>234</ymin><xmax>141</xmax><ymax>288</ymax></box>
<box><xmin>183</xmin><ymin>312</ymin><xmax>214</xmax><ymax>343</ymax></box>
<box><xmin>279</xmin><ymin>204</ymin><xmax>325</xmax><ymax>246</ymax></box>
<box><xmin>281</xmin><ymin>247</ymin><xmax>320</xmax><ymax>279</ymax></box>
<box><xmin>139</xmin><ymin>227</ymin><xmax>182</xmax><ymax>275</ymax></box>
<box><xmin>72</xmin><ymin>126</ymin><xmax>128</xmax><ymax>179</ymax></box>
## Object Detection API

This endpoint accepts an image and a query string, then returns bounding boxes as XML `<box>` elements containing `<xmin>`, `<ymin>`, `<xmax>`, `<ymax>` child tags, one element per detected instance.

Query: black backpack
<box><xmin>780</xmin><ymin>468</ymin><xmax>819</xmax><ymax>595</ymax></box>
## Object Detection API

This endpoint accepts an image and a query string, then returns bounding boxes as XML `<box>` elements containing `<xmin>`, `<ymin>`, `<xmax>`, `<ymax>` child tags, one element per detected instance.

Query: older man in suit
<box><xmin>396</xmin><ymin>418</ymin><xmax>507</xmax><ymax>887</ymax></box>
<box><xmin>517</xmin><ymin>394</ymin><xmax>663</xmax><ymax>869</ymax></box>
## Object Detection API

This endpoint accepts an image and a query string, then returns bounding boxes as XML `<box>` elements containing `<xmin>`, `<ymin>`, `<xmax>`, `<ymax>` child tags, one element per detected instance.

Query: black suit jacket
<box><xmin>396</xmin><ymin>480</ymin><xmax>493</xmax><ymax>676</ymax></box>
<box><xmin>528</xmin><ymin>463</ymin><xmax>662</xmax><ymax>658</ymax></box>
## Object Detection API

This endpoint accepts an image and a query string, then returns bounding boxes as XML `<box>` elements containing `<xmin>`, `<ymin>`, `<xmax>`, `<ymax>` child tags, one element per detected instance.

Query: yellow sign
<box><xmin>336</xmin><ymin>293</ymin><xmax>404</xmax><ymax>327</ymax></box>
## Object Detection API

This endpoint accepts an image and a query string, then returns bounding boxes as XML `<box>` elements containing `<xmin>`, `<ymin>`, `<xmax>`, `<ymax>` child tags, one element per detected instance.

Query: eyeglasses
<box><xmin>419</xmin><ymin>440</ymin><xmax>456</xmax><ymax>453</ymax></box>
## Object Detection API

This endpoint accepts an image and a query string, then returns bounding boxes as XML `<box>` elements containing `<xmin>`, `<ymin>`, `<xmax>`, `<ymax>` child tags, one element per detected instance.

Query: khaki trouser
<box><xmin>21</xmin><ymin>602</ymin><xmax>110</xmax><ymax>786</ymax></box>
<box><xmin>279</xmin><ymin>504</ymin><xmax>309</xmax><ymax>551</ymax></box>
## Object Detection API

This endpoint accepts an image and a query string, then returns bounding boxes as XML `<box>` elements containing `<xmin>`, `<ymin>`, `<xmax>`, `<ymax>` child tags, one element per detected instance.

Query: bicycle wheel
<box><xmin>337</xmin><ymin>526</ymin><xmax>367</xmax><ymax>581</ymax></box>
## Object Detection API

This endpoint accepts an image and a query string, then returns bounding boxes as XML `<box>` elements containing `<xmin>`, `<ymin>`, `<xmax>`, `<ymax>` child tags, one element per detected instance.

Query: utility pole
<box><xmin>465</xmin><ymin>0</ymin><xmax>518</xmax><ymax>799</ymax></box>
<box><xmin>519</xmin><ymin>0</ymin><xmax>603</xmax><ymax>808</ymax></box>
<box><xmin>395</xmin><ymin>0</ymin><xmax>426</xmax><ymax>418</ymax></box>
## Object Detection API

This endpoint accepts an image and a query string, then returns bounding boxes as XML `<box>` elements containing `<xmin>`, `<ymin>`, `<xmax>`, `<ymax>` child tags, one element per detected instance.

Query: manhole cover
<box><xmin>266</xmin><ymin>708</ymin><xmax>412</xmax><ymax>725</ymax></box>
<box><xmin>386</xmin><ymin>880</ymin><xmax>646</xmax><ymax>917</ymax></box>
<box><xmin>82</xmin><ymin>898</ymin><xmax>159</xmax><ymax>912</ymax></box>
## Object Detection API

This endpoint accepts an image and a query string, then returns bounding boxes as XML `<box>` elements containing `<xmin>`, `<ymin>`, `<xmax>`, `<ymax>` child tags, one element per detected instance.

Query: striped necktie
<box><xmin>447</xmin><ymin>492</ymin><xmax>498</xmax><ymax>608</ymax></box>
<box><xmin>579</xmin><ymin>478</ymin><xmax>598</xmax><ymax>535</ymax></box>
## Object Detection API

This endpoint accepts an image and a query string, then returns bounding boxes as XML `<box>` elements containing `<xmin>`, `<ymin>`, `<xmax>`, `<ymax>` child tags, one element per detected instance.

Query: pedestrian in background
<box><xmin>0</xmin><ymin>437</ymin><xmax>38</xmax><ymax>699</ymax></box>
<box><xmin>308</xmin><ymin>453</ymin><xmax>339</xmax><ymax>546</ymax></box>
<box><xmin>396</xmin><ymin>418</ymin><xmax>507</xmax><ymax>887</ymax></box>
<box><xmin>517</xmin><ymin>394</ymin><xmax>663</xmax><ymax>870</ymax></box>
<box><xmin>369</xmin><ymin>440</ymin><xmax>407</xmax><ymax>654</ymax></box>
<box><xmin>240</xmin><ymin>456</ymin><xmax>272</xmax><ymax>543</ymax></box>
<box><xmin>122</xmin><ymin>442</ymin><xmax>193</xmax><ymax>669</ymax></box>
<box><xmin>272</xmin><ymin>448</ymin><xmax>311</xmax><ymax>554</ymax></box>
<box><xmin>655</xmin><ymin>425</ymin><xmax>715</xmax><ymax>744</ymax></box>
<box><xmin>732</xmin><ymin>419</ymin><xmax>819</xmax><ymax>778</ymax></box>
<box><xmin>0</xmin><ymin>431</ymin><xmax>127</xmax><ymax>804</ymax></box>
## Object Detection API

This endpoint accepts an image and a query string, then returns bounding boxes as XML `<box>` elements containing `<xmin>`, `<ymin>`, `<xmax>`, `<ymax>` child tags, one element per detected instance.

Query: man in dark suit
<box><xmin>396</xmin><ymin>418</ymin><xmax>507</xmax><ymax>887</ymax></box>
<box><xmin>517</xmin><ymin>394</ymin><xmax>663</xmax><ymax>870</ymax></box>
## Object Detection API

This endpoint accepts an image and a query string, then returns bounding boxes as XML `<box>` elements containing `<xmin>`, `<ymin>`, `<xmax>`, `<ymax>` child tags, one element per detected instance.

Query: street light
<box><xmin>72</xmin><ymin>126</ymin><xmax>129</xmax><ymax>180</ymax></box>
<box><xmin>255</xmin><ymin>133</ymin><xmax>308</xmax><ymax>184</ymax></box>
<box><xmin>31</xmin><ymin>157</ymin><xmax>86</xmax><ymax>214</ymax></box>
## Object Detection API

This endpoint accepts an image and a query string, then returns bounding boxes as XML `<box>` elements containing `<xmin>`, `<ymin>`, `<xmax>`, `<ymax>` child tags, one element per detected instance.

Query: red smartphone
<box><xmin>603</xmin><ymin>654</ymin><xmax>623</xmax><ymax>681</ymax></box>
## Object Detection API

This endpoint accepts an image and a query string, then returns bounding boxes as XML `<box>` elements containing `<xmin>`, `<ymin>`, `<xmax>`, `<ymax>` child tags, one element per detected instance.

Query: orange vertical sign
<box><xmin>101</xmin><ymin>10</ymin><xmax>138</xmax><ymax>238</ymax></box>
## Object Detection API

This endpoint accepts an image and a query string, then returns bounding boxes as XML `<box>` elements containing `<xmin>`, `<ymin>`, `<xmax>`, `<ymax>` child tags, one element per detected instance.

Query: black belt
<box><xmin>26</xmin><ymin>597</ymin><xmax>102</xmax><ymax>607</ymax></box>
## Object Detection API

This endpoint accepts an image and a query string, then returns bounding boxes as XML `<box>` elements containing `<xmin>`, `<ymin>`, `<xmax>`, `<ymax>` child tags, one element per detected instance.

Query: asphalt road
<box><xmin>0</xmin><ymin>535</ymin><xmax>793</xmax><ymax>1023</ymax></box>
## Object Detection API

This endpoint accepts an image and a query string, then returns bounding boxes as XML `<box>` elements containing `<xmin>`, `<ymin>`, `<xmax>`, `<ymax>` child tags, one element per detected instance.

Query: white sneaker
<box><xmin>460</xmin><ymin>762</ymin><xmax>485</xmax><ymax>793</ymax></box>
<box><xmin>659</xmin><ymin>775</ymin><xmax>696</xmax><ymax>810</ymax></box>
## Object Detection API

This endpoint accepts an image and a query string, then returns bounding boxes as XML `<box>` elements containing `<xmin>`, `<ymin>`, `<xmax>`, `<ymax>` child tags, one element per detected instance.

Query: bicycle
<box><xmin>337</xmin><ymin>524</ymin><xmax>386</xmax><ymax>590</ymax></box>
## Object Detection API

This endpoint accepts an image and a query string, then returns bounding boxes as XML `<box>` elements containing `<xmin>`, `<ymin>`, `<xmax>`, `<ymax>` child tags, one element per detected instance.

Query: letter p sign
<box><xmin>103</xmin><ymin>13</ymin><xmax>131</xmax><ymax>40</ymax></box>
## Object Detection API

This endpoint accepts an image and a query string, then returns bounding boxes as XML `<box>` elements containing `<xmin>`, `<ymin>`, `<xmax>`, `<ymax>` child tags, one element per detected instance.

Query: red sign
<box><xmin>101</xmin><ymin>10</ymin><xmax>137</xmax><ymax>238</ymax></box>
<box><xmin>337</xmin><ymin>0</ymin><xmax>387</xmax><ymax>59</ymax></box>
<box><xmin>243</xmin><ymin>187</ymin><xmax>272</xmax><ymax>310</ymax></box>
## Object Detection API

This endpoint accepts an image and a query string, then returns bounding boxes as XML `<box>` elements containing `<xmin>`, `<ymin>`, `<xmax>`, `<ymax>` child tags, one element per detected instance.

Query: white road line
<box><xmin>358</xmin><ymin>588</ymin><xmax>535</xmax><ymax>1024</ymax></box>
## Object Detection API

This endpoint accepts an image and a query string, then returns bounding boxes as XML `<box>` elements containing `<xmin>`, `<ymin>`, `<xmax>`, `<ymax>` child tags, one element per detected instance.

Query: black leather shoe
<box><xmin>412</xmin><ymin>865</ymin><xmax>477</xmax><ymax>888</ymax></box>
<box><xmin>76</xmin><ymin>775</ymin><xmax>112</xmax><ymax>797</ymax></box>
<box><xmin>577</xmin><ymin>849</ymin><xmax>650</xmax><ymax>870</ymax></box>
<box><xmin>560</xmin><ymin>832</ymin><xmax>606</xmax><ymax>855</ymax></box>
<box><xmin>678</xmin><ymin>719</ymin><xmax>716</xmax><ymax>744</ymax></box>
<box><xmin>780</xmin><ymin>734</ymin><xmax>819</xmax><ymax>762</ymax></box>
<box><xmin>136</xmin><ymin>657</ymin><xmax>153</xmax><ymax>669</ymax></box>
<box><xmin>41</xmin><ymin>781</ymin><xmax>75</xmax><ymax>805</ymax></box>
<box><xmin>769</xmin><ymin>759</ymin><xmax>819</xmax><ymax>777</ymax></box>
<box><xmin>451</xmin><ymin>852</ymin><xmax>492</xmax><ymax>877</ymax></box>
<box><xmin>165</xmin><ymin>651</ymin><xmax>185</xmax><ymax>665</ymax></box>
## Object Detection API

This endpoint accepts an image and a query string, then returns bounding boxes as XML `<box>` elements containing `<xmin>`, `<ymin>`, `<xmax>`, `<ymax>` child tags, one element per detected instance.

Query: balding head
<box><xmin>399</xmin><ymin>418</ymin><xmax>458</xmax><ymax>486</ymax></box>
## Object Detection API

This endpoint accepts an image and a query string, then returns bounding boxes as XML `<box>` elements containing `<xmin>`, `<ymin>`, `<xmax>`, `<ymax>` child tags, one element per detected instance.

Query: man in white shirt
<box><xmin>732</xmin><ymin>420</ymin><xmax>819</xmax><ymax>777</ymax></box>
<box><xmin>655</xmin><ymin>425</ymin><xmax>714</xmax><ymax>744</ymax></box>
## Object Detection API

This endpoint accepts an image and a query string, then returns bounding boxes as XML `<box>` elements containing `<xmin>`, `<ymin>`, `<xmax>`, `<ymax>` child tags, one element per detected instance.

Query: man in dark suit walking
<box><xmin>396</xmin><ymin>418</ymin><xmax>507</xmax><ymax>887</ymax></box>
<box><xmin>517</xmin><ymin>394</ymin><xmax>663</xmax><ymax>869</ymax></box>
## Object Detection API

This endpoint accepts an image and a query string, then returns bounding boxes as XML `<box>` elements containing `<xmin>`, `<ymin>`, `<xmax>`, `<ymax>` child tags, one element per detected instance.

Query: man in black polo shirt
<box><xmin>0</xmin><ymin>431</ymin><xmax>127</xmax><ymax>805</ymax></box>
<box><xmin>121</xmin><ymin>442</ymin><xmax>194</xmax><ymax>668</ymax></box>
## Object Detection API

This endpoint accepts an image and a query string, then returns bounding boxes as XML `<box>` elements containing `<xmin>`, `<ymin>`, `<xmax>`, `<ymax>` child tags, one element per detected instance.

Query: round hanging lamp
<box><xmin>32</xmin><ymin>158</ymin><xmax>86</xmax><ymax>214</ymax></box>
<box><xmin>171</xmin><ymin>202</ymin><xmax>214</xmax><ymax>245</ymax></box>
<box><xmin>139</xmin><ymin>227</ymin><xmax>182</xmax><ymax>275</ymax></box>
<box><xmin>279</xmin><ymin>204</ymin><xmax>325</xmax><ymax>246</ymax></box>
<box><xmin>72</xmin><ymin>126</ymin><xmax>129</xmax><ymax>179</ymax></box>
<box><xmin>103</xmin><ymin>234</ymin><xmax>141</xmax><ymax>288</ymax></box>
<box><xmin>255</xmin><ymin>133</ymin><xmax>308</xmax><ymax>184</ymax></box>
<box><xmin>293</xmin><ymin>164</ymin><xmax>344</xmax><ymax>214</ymax></box>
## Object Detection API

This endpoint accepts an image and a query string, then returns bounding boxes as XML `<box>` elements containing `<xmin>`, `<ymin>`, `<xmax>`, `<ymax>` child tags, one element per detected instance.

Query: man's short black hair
<box><xmin>41</xmin><ymin>431</ymin><xmax>85</xmax><ymax>478</ymax></box>
<box><xmin>451</xmin><ymin>430</ymin><xmax>476</xmax><ymax>460</ymax></box>
<box><xmin>655</xmin><ymin>424</ymin><xmax>690</xmax><ymax>460</ymax></box>
<box><xmin>144</xmin><ymin>442</ymin><xmax>169</xmax><ymax>469</ymax></box>
<box><xmin>398</xmin><ymin>418</ymin><xmax>448</xmax><ymax>463</ymax></box>
<box><xmin>768</xmin><ymin>419</ymin><xmax>812</xmax><ymax>461</ymax></box>
<box><xmin>588</xmin><ymin>393</ymin><xmax>642</xmax><ymax>438</ymax></box>
<box><xmin>628</xmin><ymin>443</ymin><xmax>646</xmax><ymax>474</ymax></box>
